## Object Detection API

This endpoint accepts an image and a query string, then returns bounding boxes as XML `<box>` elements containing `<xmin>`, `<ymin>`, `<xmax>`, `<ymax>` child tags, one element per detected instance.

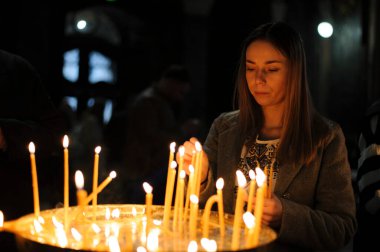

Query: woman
<box><xmin>181</xmin><ymin>22</ymin><xmax>357</xmax><ymax>250</ymax></box>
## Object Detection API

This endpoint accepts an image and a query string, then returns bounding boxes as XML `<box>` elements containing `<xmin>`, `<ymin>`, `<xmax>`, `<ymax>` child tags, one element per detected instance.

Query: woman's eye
<box><xmin>246</xmin><ymin>67</ymin><xmax>255</xmax><ymax>71</ymax></box>
<box><xmin>268</xmin><ymin>68</ymin><xmax>279</xmax><ymax>72</ymax></box>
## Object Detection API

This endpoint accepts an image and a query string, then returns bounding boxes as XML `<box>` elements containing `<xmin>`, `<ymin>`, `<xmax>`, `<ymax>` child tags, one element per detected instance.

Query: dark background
<box><xmin>0</xmin><ymin>0</ymin><xmax>378</xmax><ymax>193</ymax></box>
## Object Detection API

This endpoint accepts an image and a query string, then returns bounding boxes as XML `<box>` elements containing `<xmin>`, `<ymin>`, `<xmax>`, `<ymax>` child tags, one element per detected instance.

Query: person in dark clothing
<box><xmin>109</xmin><ymin>64</ymin><xmax>203</xmax><ymax>205</ymax></box>
<box><xmin>353</xmin><ymin>99</ymin><xmax>380</xmax><ymax>252</ymax></box>
<box><xmin>0</xmin><ymin>49</ymin><xmax>67</xmax><ymax>251</ymax></box>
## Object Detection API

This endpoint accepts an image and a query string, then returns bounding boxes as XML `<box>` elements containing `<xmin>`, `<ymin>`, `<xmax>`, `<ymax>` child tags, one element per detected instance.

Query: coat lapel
<box><xmin>274</xmin><ymin>161</ymin><xmax>303</xmax><ymax>195</ymax></box>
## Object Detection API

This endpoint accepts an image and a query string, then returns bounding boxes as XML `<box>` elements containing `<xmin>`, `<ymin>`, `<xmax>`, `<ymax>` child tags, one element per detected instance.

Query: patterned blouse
<box><xmin>235</xmin><ymin>136</ymin><xmax>280</xmax><ymax>198</ymax></box>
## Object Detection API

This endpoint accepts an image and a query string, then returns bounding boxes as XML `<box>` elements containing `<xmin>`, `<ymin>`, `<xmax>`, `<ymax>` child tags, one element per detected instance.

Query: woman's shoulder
<box><xmin>313</xmin><ymin>113</ymin><xmax>345</xmax><ymax>145</ymax></box>
<box><xmin>211</xmin><ymin>110</ymin><xmax>240</xmax><ymax>132</ymax></box>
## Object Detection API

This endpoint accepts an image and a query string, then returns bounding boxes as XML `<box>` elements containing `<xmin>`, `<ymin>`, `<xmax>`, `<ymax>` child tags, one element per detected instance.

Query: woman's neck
<box><xmin>261</xmin><ymin>105</ymin><xmax>284</xmax><ymax>139</ymax></box>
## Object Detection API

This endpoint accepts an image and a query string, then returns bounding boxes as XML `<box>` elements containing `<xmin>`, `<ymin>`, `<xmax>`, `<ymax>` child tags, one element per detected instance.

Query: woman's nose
<box><xmin>255</xmin><ymin>70</ymin><xmax>266</xmax><ymax>85</ymax></box>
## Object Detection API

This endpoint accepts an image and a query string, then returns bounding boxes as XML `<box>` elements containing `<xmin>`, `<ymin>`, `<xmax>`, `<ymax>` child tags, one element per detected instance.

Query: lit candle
<box><xmin>143</xmin><ymin>182</ymin><xmax>153</xmax><ymax>234</ymax></box>
<box><xmin>163</xmin><ymin>160</ymin><xmax>177</xmax><ymax>229</ymax></box>
<box><xmin>252</xmin><ymin>167</ymin><xmax>266</xmax><ymax>247</ymax></box>
<box><xmin>231</xmin><ymin>170</ymin><xmax>247</xmax><ymax>250</ymax></box>
<box><xmin>85</xmin><ymin>171</ymin><xmax>117</xmax><ymax>205</ymax></box>
<box><xmin>202</xmin><ymin>178</ymin><xmax>225</xmax><ymax>238</ymax></box>
<box><xmin>92</xmin><ymin>146</ymin><xmax>101</xmax><ymax>219</ymax></box>
<box><xmin>184</xmin><ymin>164</ymin><xmax>195</xmax><ymax>221</ymax></box>
<box><xmin>246</xmin><ymin>169</ymin><xmax>256</xmax><ymax>213</ymax></box>
<box><xmin>216</xmin><ymin>178</ymin><xmax>225</xmax><ymax>237</ymax></box>
<box><xmin>173</xmin><ymin>146</ymin><xmax>185</xmax><ymax>231</ymax></box>
<box><xmin>189</xmin><ymin>194</ymin><xmax>198</xmax><ymax>240</ymax></box>
<box><xmin>178</xmin><ymin>170</ymin><xmax>186</xmax><ymax>234</ymax></box>
<box><xmin>75</xmin><ymin>170</ymin><xmax>88</xmax><ymax>207</ymax></box>
<box><xmin>194</xmin><ymin>142</ymin><xmax>203</xmax><ymax>196</ymax></box>
<box><xmin>243</xmin><ymin>211</ymin><xmax>255</xmax><ymax>246</ymax></box>
<box><xmin>163</xmin><ymin>143</ymin><xmax>176</xmax><ymax>220</ymax></box>
<box><xmin>63</xmin><ymin>135</ymin><xmax>69</xmax><ymax>230</ymax></box>
<box><xmin>28</xmin><ymin>142</ymin><xmax>40</xmax><ymax>217</ymax></box>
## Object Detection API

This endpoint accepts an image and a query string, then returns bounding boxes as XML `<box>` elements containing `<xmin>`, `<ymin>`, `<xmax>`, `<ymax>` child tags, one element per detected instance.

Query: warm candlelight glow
<box><xmin>108</xmin><ymin>235</ymin><xmax>121</xmax><ymax>252</ymax></box>
<box><xmin>201</xmin><ymin>238</ymin><xmax>217</xmax><ymax>252</ymax></box>
<box><xmin>187</xmin><ymin>240</ymin><xmax>198</xmax><ymax>252</ymax></box>
<box><xmin>28</xmin><ymin>142</ymin><xmax>35</xmax><ymax>154</ymax></box>
<box><xmin>0</xmin><ymin>211</ymin><xmax>3</xmax><ymax>228</ymax></box>
<box><xmin>170</xmin><ymin>142</ymin><xmax>176</xmax><ymax>153</ymax></box>
<box><xmin>243</xmin><ymin>211</ymin><xmax>255</xmax><ymax>245</ymax></box>
<box><xmin>75</xmin><ymin>170</ymin><xmax>84</xmax><ymax>189</ymax></box>
<box><xmin>71</xmin><ymin>227</ymin><xmax>82</xmax><ymax>242</ymax></box>
<box><xmin>143</xmin><ymin>182</ymin><xmax>153</xmax><ymax>194</ymax></box>
<box><xmin>255</xmin><ymin>167</ymin><xmax>265</xmax><ymax>187</ymax></box>
<box><xmin>63</xmin><ymin>135</ymin><xmax>69</xmax><ymax>148</ymax></box>
<box><xmin>216</xmin><ymin>178</ymin><xmax>224</xmax><ymax>190</ymax></box>
<box><xmin>95</xmin><ymin>146</ymin><xmax>101</xmax><ymax>154</ymax></box>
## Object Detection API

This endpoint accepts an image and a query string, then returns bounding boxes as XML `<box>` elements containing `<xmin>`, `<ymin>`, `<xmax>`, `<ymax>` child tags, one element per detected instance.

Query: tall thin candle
<box><xmin>85</xmin><ymin>171</ymin><xmax>117</xmax><ymax>205</ymax></box>
<box><xmin>173</xmin><ymin>146</ymin><xmax>184</xmax><ymax>231</ymax></box>
<box><xmin>246</xmin><ymin>169</ymin><xmax>256</xmax><ymax>213</ymax></box>
<box><xmin>252</xmin><ymin>167</ymin><xmax>266</xmax><ymax>247</ymax></box>
<box><xmin>189</xmin><ymin>194</ymin><xmax>198</xmax><ymax>240</ymax></box>
<box><xmin>63</xmin><ymin>135</ymin><xmax>69</xmax><ymax>230</ymax></box>
<box><xmin>216</xmin><ymin>178</ymin><xmax>225</xmax><ymax>237</ymax></box>
<box><xmin>163</xmin><ymin>160</ymin><xmax>177</xmax><ymax>229</ymax></box>
<box><xmin>92</xmin><ymin>146</ymin><xmax>101</xmax><ymax>219</ymax></box>
<box><xmin>231</xmin><ymin>170</ymin><xmax>247</xmax><ymax>250</ymax></box>
<box><xmin>143</xmin><ymin>182</ymin><xmax>153</xmax><ymax>234</ymax></box>
<box><xmin>28</xmin><ymin>142</ymin><xmax>40</xmax><ymax>217</ymax></box>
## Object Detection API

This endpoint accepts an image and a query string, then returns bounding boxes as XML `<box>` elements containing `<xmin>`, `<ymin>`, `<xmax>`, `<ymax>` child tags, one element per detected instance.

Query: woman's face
<box><xmin>245</xmin><ymin>40</ymin><xmax>289</xmax><ymax>110</ymax></box>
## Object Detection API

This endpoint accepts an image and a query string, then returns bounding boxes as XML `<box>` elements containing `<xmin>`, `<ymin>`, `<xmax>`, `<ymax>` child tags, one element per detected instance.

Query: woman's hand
<box><xmin>246</xmin><ymin>193</ymin><xmax>283</xmax><ymax>229</ymax></box>
<box><xmin>178</xmin><ymin>137</ymin><xmax>209</xmax><ymax>184</ymax></box>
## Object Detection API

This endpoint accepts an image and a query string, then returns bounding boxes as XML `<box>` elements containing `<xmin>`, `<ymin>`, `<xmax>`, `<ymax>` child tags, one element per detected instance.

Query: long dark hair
<box><xmin>233</xmin><ymin>21</ymin><xmax>318</xmax><ymax>166</ymax></box>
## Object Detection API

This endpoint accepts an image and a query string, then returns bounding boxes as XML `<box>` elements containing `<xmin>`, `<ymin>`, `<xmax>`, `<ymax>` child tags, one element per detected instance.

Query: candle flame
<box><xmin>249</xmin><ymin>169</ymin><xmax>256</xmax><ymax>180</ymax></box>
<box><xmin>71</xmin><ymin>227</ymin><xmax>82</xmax><ymax>241</ymax></box>
<box><xmin>255</xmin><ymin>167</ymin><xmax>266</xmax><ymax>187</ymax></box>
<box><xmin>147</xmin><ymin>229</ymin><xmax>160</xmax><ymax>251</ymax></box>
<box><xmin>243</xmin><ymin>211</ymin><xmax>255</xmax><ymax>229</ymax></box>
<box><xmin>95</xmin><ymin>146</ymin><xmax>101</xmax><ymax>154</ymax></box>
<box><xmin>201</xmin><ymin>238</ymin><xmax>217</xmax><ymax>252</ymax></box>
<box><xmin>132</xmin><ymin>207</ymin><xmax>137</xmax><ymax>217</ymax></box>
<box><xmin>236</xmin><ymin>170</ymin><xmax>247</xmax><ymax>187</ymax></box>
<box><xmin>108</xmin><ymin>235</ymin><xmax>121</xmax><ymax>252</ymax></box>
<box><xmin>190</xmin><ymin>194</ymin><xmax>199</xmax><ymax>204</ymax></box>
<box><xmin>63</xmin><ymin>135</ymin><xmax>69</xmax><ymax>148</ymax></box>
<box><xmin>92</xmin><ymin>223</ymin><xmax>101</xmax><ymax>233</ymax></box>
<box><xmin>75</xmin><ymin>170</ymin><xmax>84</xmax><ymax>189</ymax></box>
<box><xmin>106</xmin><ymin>207</ymin><xmax>111</xmax><ymax>220</ymax></box>
<box><xmin>180</xmin><ymin>170</ymin><xmax>186</xmax><ymax>179</ymax></box>
<box><xmin>111</xmin><ymin>208</ymin><xmax>120</xmax><ymax>218</ymax></box>
<box><xmin>0</xmin><ymin>211</ymin><xmax>3</xmax><ymax>227</ymax></box>
<box><xmin>143</xmin><ymin>182</ymin><xmax>153</xmax><ymax>194</ymax></box>
<box><xmin>170</xmin><ymin>160</ymin><xmax>177</xmax><ymax>169</ymax></box>
<box><xmin>195</xmin><ymin>141</ymin><xmax>202</xmax><ymax>152</ymax></box>
<box><xmin>189</xmin><ymin>164</ymin><xmax>194</xmax><ymax>173</ymax></box>
<box><xmin>137</xmin><ymin>246</ymin><xmax>147</xmax><ymax>252</ymax></box>
<box><xmin>109</xmin><ymin>171</ymin><xmax>117</xmax><ymax>179</ymax></box>
<box><xmin>52</xmin><ymin>216</ymin><xmax>64</xmax><ymax>229</ymax></box>
<box><xmin>187</xmin><ymin>240</ymin><xmax>198</xmax><ymax>252</ymax></box>
<box><xmin>216</xmin><ymin>178</ymin><xmax>224</xmax><ymax>190</ymax></box>
<box><xmin>33</xmin><ymin>218</ymin><xmax>43</xmax><ymax>233</ymax></box>
<box><xmin>179</xmin><ymin>145</ymin><xmax>185</xmax><ymax>156</ymax></box>
<box><xmin>28</xmin><ymin>142</ymin><xmax>35</xmax><ymax>154</ymax></box>
<box><xmin>170</xmin><ymin>142</ymin><xmax>176</xmax><ymax>153</ymax></box>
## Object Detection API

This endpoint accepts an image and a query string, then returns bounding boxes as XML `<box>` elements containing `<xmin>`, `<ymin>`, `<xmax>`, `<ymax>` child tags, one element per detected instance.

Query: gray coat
<box><xmin>200</xmin><ymin>110</ymin><xmax>357</xmax><ymax>251</ymax></box>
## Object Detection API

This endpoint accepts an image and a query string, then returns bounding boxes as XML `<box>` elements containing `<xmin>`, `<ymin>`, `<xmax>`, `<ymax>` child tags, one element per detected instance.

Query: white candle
<box><xmin>28</xmin><ymin>142</ymin><xmax>40</xmax><ymax>217</ymax></box>
<box><xmin>173</xmin><ymin>146</ymin><xmax>185</xmax><ymax>231</ymax></box>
